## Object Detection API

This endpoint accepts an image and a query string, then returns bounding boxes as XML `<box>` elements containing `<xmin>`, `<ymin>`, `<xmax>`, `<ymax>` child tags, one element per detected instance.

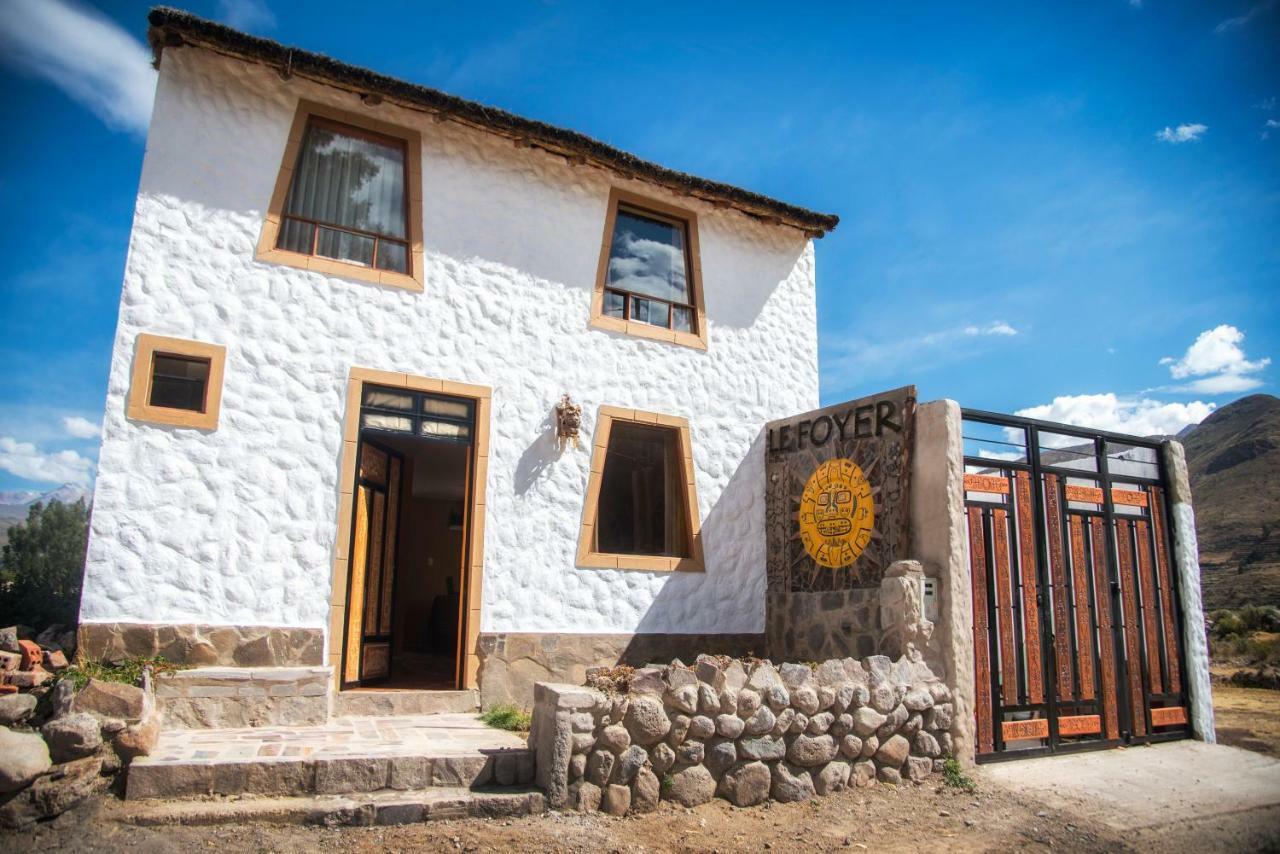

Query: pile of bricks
<box><xmin>0</xmin><ymin>627</ymin><xmax>69</xmax><ymax>693</ymax></box>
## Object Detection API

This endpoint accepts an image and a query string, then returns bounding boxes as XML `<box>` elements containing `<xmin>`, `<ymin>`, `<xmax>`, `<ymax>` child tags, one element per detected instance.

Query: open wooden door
<box><xmin>342</xmin><ymin>439</ymin><xmax>404</xmax><ymax>688</ymax></box>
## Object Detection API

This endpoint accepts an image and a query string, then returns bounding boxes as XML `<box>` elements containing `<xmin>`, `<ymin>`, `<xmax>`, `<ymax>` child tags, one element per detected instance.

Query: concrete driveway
<box><xmin>982</xmin><ymin>740</ymin><xmax>1280</xmax><ymax>851</ymax></box>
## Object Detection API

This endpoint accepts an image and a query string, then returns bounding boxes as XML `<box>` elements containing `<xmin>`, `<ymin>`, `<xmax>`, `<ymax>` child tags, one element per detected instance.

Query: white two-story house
<box><xmin>77</xmin><ymin>8</ymin><xmax>839</xmax><ymax>715</ymax></box>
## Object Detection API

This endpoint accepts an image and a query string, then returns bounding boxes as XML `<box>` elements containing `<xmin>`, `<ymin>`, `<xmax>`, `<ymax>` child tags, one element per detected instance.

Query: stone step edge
<box><xmin>114</xmin><ymin>786</ymin><xmax>546</xmax><ymax>827</ymax></box>
<box><xmin>126</xmin><ymin>748</ymin><xmax>536</xmax><ymax>799</ymax></box>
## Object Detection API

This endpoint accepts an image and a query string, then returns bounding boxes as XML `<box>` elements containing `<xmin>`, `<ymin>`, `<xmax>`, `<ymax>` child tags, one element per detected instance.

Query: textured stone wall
<box><xmin>477</xmin><ymin>632</ymin><xmax>764</xmax><ymax>708</ymax></box>
<box><xmin>908</xmin><ymin>400</ymin><xmax>975</xmax><ymax>764</ymax></box>
<box><xmin>79</xmin><ymin>45</ymin><xmax>819</xmax><ymax>643</ymax></box>
<box><xmin>530</xmin><ymin>652</ymin><xmax>956</xmax><ymax>814</ymax></box>
<box><xmin>1162</xmin><ymin>440</ymin><xmax>1216</xmax><ymax>743</ymax></box>
<box><xmin>154</xmin><ymin>666</ymin><xmax>330</xmax><ymax>729</ymax></box>
<box><xmin>76</xmin><ymin>623</ymin><xmax>323</xmax><ymax>668</ymax></box>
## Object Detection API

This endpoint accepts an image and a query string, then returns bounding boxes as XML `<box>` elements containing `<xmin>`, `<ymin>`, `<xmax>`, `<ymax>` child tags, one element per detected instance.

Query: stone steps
<box><xmin>116</xmin><ymin>786</ymin><xmax>546</xmax><ymax>827</ymax></box>
<box><xmin>126</xmin><ymin>746</ymin><xmax>535</xmax><ymax>799</ymax></box>
<box><xmin>333</xmin><ymin>688</ymin><xmax>480</xmax><ymax>717</ymax></box>
<box><xmin>126</xmin><ymin>713</ymin><xmax>533</xmax><ymax>800</ymax></box>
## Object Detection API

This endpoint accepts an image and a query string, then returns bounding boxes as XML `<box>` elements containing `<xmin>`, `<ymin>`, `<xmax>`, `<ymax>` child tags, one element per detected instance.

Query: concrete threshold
<box><xmin>115</xmin><ymin>786</ymin><xmax>546</xmax><ymax>827</ymax></box>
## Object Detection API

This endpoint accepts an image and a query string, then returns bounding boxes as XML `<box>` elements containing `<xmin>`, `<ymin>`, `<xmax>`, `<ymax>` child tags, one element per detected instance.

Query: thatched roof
<box><xmin>146</xmin><ymin>7</ymin><xmax>839</xmax><ymax>236</ymax></box>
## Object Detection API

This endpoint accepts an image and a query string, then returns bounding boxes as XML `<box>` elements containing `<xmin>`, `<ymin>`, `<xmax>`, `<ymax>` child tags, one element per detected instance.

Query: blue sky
<box><xmin>0</xmin><ymin>0</ymin><xmax>1277</xmax><ymax>492</ymax></box>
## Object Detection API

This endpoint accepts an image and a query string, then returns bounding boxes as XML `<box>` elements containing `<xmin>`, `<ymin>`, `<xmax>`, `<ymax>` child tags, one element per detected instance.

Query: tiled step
<box><xmin>127</xmin><ymin>713</ymin><xmax>532</xmax><ymax>800</ymax></box>
<box><xmin>117</xmin><ymin>786</ymin><xmax>546</xmax><ymax>826</ymax></box>
<box><xmin>333</xmin><ymin>689</ymin><xmax>480</xmax><ymax>717</ymax></box>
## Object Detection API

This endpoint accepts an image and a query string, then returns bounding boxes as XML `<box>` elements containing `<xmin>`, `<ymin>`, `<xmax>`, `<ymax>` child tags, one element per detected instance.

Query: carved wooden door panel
<box><xmin>342</xmin><ymin>440</ymin><xmax>403</xmax><ymax>688</ymax></box>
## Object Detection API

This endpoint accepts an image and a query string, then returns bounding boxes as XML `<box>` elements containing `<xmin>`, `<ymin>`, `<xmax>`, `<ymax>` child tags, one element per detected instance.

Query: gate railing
<box><xmin>960</xmin><ymin>409</ymin><xmax>1192</xmax><ymax>762</ymax></box>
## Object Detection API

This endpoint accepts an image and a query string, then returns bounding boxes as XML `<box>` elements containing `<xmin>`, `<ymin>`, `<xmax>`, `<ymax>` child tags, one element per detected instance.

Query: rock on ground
<box><xmin>0</xmin><ymin>727</ymin><xmax>52</xmax><ymax>793</ymax></box>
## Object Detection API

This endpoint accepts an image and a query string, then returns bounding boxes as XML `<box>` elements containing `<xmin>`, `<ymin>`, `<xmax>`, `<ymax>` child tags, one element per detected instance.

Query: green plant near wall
<box><xmin>58</xmin><ymin>656</ymin><xmax>190</xmax><ymax>691</ymax></box>
<box><xmin>479</xmin><ymin>704</ymin><xmax>532</xmax><ymax>732</ymax></box>
<box><xmin>941</xmin><ymin>756</ymin><xmax>976</xmax><ymax>792</ymax></box>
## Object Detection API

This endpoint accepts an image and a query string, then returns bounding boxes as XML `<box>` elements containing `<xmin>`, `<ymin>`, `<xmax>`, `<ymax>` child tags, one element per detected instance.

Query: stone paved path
<box><xmin>141</xmin><ymin>713</ymin><xmax>526</xmax><ymax>764</ymax></box>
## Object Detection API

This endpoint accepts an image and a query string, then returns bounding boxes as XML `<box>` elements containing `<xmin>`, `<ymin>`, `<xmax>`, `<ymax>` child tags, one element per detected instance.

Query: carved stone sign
<box><xmin>764</xmin><ymin>386</ymin><xmax>916</xmax><ymax>660</ymax></box>
<box><xmin>766</xmin><ymin>385</ymin><xmax>916</xmax><ymax>592</ymax></box>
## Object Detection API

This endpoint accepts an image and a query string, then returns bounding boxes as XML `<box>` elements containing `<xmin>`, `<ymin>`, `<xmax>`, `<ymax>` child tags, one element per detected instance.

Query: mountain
<box><xmin>1181</xmin><ymin>394</ymin><xmax>1280</xmax><ymax>611</ymax></box>
<box><xmin>0</xmin><ymin>483</ymin><xmax>88</xmax><ymax>549</ymax></box>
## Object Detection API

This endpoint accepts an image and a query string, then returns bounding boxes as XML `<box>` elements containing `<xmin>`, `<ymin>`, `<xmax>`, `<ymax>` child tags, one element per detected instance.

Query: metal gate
<box><xmin>961</xmin><ymin>409</ymin><xmax>1192</xmax><ymax>762</ymax></box>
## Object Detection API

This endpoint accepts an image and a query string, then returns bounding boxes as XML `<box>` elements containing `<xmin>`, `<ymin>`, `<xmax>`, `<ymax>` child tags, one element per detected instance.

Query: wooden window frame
<box><xmin>125</xmin><ymin>334</ymin><xmax>226</xmax><ymax>430</ymax></box>
<box><xmin>591</xmin><ymin>188</ymin><xmax>708</xmax><ymax>351</ymax></box>
<box><xmin>576</xmin><ymin>405</ymin><xmax>705</xmax><ymax>572</ymax></box>
<box><xmin>257</xmin><ymin>100</ymin><xmax>425</xmax><ymax>293</ymax></box>
<box><xmin>327</xmin><ymin>368</ymin><xmax>492</xmax><ymax>691</ymax></box>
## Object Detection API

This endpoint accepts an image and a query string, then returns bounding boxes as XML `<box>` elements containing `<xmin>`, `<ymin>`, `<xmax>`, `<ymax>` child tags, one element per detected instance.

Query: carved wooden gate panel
<box><xmin>961</xmin><ymin>411</ymin><xmax>1192</xmax><ymax>761</ymax></box>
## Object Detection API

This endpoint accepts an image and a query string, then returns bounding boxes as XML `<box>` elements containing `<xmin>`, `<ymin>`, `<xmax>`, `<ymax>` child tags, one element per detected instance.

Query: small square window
<box><xmin>148</xmin><ymin>354</ymin><xmax>211</xmax><ymax>412</ymax></box>
<box><xmin>127</xmin><ymin>334</ymin><xmax>226</xmax><ymax>430</ymax></box>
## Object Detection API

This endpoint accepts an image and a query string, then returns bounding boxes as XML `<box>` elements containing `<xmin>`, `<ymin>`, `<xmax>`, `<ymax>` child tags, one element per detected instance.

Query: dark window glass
<box><xmin>596</xmin><ymin>422</ymin><xmax>688</xmax><ymax>556</ymax></box>
<box><xmin>603</xmin><ymin>289</ymin><xmax>626</xmax><ymax>319</ymax></box>
<box><xmin>604</xmin><ymin>206</ymin><xmax>695</xmax><ymax>332</ymax></box>
<box><xmin>278</xmin><ymin>119</ymin><xmax>409</xmax><ymax>271</ymax></box>
<box><xmin>149</xmin><ymin>354</ymin><xmax>210</xmax><ymax>412</ymax></box>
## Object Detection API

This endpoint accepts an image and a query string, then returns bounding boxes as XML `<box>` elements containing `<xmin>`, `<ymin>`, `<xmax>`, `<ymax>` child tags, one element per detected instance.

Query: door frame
<box><xmin>328</xmin><ymin>367</ymin><xmax>492</xmax><ymax>691</ymax></box>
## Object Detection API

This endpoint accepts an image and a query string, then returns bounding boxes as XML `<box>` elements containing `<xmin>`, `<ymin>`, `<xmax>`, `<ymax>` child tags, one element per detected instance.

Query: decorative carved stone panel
<box><xmin>764</xmin><ymin>386</ymin><xmax>916</xmax><ymax>659</ymax></box>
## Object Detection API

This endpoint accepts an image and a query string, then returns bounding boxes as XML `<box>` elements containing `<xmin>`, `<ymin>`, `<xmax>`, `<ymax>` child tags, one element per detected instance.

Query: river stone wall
<box><xmin>530</xmin><ymin>650</ymin><xmax>955</xmax><ymax>814</ymax></box>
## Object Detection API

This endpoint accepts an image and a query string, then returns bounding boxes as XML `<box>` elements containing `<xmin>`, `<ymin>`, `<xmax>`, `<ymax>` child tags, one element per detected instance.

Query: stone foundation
<box><xmin>77</xmin><ymin>622</ymin><xmax>323</xmax><ymax>668</ymax></box>
<box><xmin>154</xmin><ymin>666</ymin><xmax>331</xmax><ymax>729</ymax></box>
<box><xmin>765</xmin><ymin>589</ymin><xmax>883</xmax><ymax>660</ymax></box>
<box><xmin>530</xmin><ymin>650</ymin><xmax>956</xmax><ymax>814</ymax></box>
<box><xmin>476</xmin><ymin>632</ymin><xmax>764</xmax><ymax>709</ymax></box>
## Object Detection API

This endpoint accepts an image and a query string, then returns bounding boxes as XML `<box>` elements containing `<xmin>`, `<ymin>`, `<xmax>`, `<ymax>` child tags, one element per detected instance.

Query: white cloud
<box><xmin>1016</xmin><ymin>394</ymin><xmax>1215</xmax><ymax>441</ymax></box>
<box><xmin>61</xmin><ymin>416</ymin><xmax>101</xmax><ymax>439</ymax></box>
<box><xmin>823</xmin><ymin>320</ymin><xmax>1021</xmax><ymax>393</ymax></box>
<box><xmin>1215</xmin><ymin>1</ymin><xmax>1276</xmax><ymax>33</ymax></box>
<box><xmin>216</xmin><ymin>0</ymin><xmax>276</xmax><ymax>32</ymax></box>
<box><xmin>1264</xmin><ymin>118</ymin><xmax>1280</xmax><ymax>140</ymax></box>
<box><xmin>1158</xmin><ymin>324</ymin><xmax>1270</xmax><ymax>393</ymax></box>
<box><xmin>963</xmin><ymin>321</ymin><xmax>1018</xmax><ymax>337</ymax></box>
<box><xmin>0</xmin><ymin>0</ymin><xmax>156</xmax><ymax>135</ymax></box>
<box><xmin>1156</xmin><ymin>123</ymin><xmax>1208</xmax><ymax>144</ymax></box>
<box><xmin>0</xmin><ymin>437</ymin><xmax>95</xmax><ymax>486</ymax></box>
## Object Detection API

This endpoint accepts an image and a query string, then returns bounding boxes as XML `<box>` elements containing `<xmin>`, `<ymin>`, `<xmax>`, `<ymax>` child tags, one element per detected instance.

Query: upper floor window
<box><xmin>278</xmin><ymin>119</ymin><xmax>409</xmax><ymax>273</ymax></box>
<box><xmin>592</xmin><ymin>189</ymin><xmax>707</xmax><ymax>350</ymax></box>
<box><xmin>604</xmin><ymin>207</ymin><xmax>693</xmax><ymax>333</ymax></box>
<box><xmin>258</xmin><ymin>101</ymin><xmax>424</xmax><ymax>292</ymax></box>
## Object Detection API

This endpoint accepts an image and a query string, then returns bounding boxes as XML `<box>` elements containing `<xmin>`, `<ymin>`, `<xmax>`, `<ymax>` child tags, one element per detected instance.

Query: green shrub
<box><xmin>479</xmin><ymin>704</ymin><xmax>532</xmax><ymax>731</ymax></box>
<box><xmin>0</xmin><ymin>499</ymin><xmax>89</xmax><ymax>629</ymax></box>
<box><xmin>941</xmin><ymin>756</ymin><xmax>976</xmax><ymax>792</ymax></box>
<box><xmin>59</xmin><ymin>656</ymin><xmax>189</xmax><ymax>691</ymax></box>
<box><xmin>1211</xmin><ymin>610</ymin><xmax>1246</xmax><ymax>640</ymax></box>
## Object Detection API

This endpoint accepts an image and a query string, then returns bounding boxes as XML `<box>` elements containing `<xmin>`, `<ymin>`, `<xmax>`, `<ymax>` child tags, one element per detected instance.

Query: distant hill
<box><xmin>0</xmin><ymin>484</ymin><xmax>88</xmax><ymax>549</ymax></box>
<box><xmin>1182</xmin><ymin>394</ymin><xmax>1280</xmax><ymax>611</ymax></box>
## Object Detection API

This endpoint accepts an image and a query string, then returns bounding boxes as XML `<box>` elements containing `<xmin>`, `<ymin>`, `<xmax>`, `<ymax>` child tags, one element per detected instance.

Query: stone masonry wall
<box><xmin>530</xmin><ymin>651</ymin><xmax>955</xmax><ymax>815</ymax></box>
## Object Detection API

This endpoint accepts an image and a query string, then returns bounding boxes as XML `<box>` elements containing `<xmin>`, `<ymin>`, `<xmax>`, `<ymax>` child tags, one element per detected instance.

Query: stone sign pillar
<box><xmin>764</xmin><ymin>386</ymin><xmax>916</xmax><ymax>660</ymax></box>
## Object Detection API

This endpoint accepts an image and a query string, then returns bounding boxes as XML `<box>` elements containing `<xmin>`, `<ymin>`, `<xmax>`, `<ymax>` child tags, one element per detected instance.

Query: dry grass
<box><xmin>1212</xmin><ymin>682</ymin><xmax>1280</xmax><ymax>758</ymax></box>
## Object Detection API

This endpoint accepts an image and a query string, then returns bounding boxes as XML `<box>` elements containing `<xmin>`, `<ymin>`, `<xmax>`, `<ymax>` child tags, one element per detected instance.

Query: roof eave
<box><xmin>145</xmin><ymin>7</ymin><xmax>839</xmax><ymax>237</ymax></box>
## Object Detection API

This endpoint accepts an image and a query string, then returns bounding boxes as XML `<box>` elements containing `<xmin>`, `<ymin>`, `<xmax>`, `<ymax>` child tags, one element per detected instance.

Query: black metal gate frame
<box><xmin>961</xmin><ymin>408</ymin><xmax>1193</xmax><ymax>763</ymax></box>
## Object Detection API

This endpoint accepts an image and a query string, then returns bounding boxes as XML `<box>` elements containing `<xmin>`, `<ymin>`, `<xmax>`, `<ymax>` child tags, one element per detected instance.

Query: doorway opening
<box><xmin>340</xmin><ymin>383</ymin><xmax>476</xmax><ymax>691</ymax></box>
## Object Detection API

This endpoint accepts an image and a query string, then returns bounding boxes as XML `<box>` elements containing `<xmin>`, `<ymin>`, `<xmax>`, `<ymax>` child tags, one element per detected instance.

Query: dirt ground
<box><xmin>10</xmin><ymin>761</ymin><xmax>1277</xmax><ymax>854</ymax></box>
<box><xmin>1213</xmin><ymin>682</ymin><xmax>1280</xmax><ymax>758</ymax></box>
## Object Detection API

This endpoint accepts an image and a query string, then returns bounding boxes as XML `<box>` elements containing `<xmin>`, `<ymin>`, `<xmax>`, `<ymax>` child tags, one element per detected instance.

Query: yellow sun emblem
<box><xmin>798</xmin><ymin>458</ymin><xmax>874</xmax><ymax>568</ymax></box>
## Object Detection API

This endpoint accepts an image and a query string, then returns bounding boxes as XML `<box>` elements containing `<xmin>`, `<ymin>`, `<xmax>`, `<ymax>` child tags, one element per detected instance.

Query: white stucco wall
<box><xmin>79</xmin><ymin>47</ymin><xmax>820</xmax><ymax>640</ymax></box>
